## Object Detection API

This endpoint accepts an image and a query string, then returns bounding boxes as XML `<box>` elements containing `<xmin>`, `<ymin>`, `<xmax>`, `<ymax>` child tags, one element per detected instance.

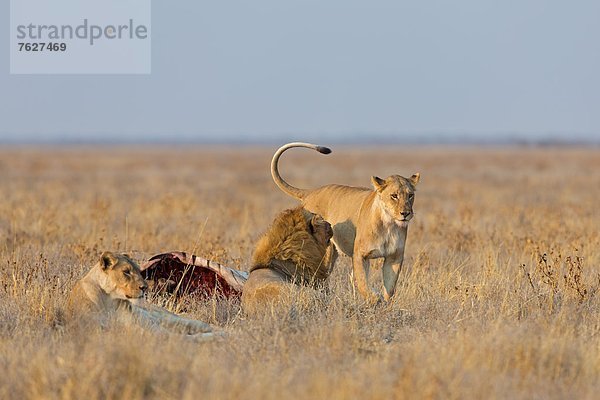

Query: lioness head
<box><xmin>371</xmin><ymin>173</ymin><xmax>420</xmax><ymax>224</ymax></box>
<box><xmin>98</xmin><ymin>251</ymin><xmax>148</xmax><ymax>301</ymax></box>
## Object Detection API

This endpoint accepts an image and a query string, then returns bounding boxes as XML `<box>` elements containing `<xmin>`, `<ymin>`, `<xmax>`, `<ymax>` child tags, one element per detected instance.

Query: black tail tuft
<box><xmin>316</xmin><ymin>146</ymin><xmax>332</xmax><ymax>155</ymax></box>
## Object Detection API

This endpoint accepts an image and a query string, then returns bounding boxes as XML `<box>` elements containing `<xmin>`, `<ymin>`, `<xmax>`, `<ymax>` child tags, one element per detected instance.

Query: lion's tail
<box><xmin>271</xmin><ymin>142</ymin><xmax>332</xmax><ymax>200</ymax></box>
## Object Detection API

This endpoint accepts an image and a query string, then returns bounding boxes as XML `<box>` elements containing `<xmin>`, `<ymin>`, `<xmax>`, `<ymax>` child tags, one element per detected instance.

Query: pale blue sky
<box><xmin>1</xmin><ymin>1</ymin><xmax>599</xmax><ymax>143</ymax></box>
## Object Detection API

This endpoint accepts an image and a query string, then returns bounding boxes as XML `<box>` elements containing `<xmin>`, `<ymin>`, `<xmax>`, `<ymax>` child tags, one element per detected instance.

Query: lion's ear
<box><xmin>300</xmin><ymin>208</ymin><xmax>314</xmax><ymax>222</ymax></box>
<box><xmin>410</xmin><ymin>173</ymin><xmax>420</xmax><ymax>186</ymax></box>
<box><xmin>371</xmin><ymin>176</ymin><xmax>386</xmax><ymax>191</ymax></box>
<box><xmin>308</xmin><ymin>215</ymin><xmax>320</xmax><ymax>234</ymax></box>
<box><xmin>100</xmin><ymin>251</ymin><xmax>118</xmax><ymax>270</ymax></box>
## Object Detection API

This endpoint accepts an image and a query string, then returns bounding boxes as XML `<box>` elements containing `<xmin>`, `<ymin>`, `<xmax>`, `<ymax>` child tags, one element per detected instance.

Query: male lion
<box><xmin>67</xmin><ymin>251</ymin><xmax>217</xmax><ymax>340</ymax></box>
<box><xmin>271</xmin><ymin>142</ymin><xmax>420</xmax><ymax>303</ymax></box>
<box><xmin>241</xmin><ymin>207</ymin><xmax>337</xmax><ymax>314</ymax></box>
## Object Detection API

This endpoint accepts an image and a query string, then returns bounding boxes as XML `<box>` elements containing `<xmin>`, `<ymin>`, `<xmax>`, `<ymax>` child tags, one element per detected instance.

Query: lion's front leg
<box><xmin>159</xmin><ymin>311</ymin><xmax>213</xmax><ymax>335</ymax></box>
<box><xmin>352</xmin><ymin>253</ymin><xmax>381</xmax><ymax>303</ymax></box>
<box><xmin>382</xmin><ymin>256</ymin><xmax>403</xmax><ymax>301</ymax></box>
<box><xmin>130</xmin><ymin>302</ymin><xmax>213</xmax><ymax>335</ymax></box>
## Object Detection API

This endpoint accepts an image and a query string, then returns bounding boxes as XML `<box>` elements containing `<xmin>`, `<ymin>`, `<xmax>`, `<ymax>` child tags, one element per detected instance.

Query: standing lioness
<box><xmin>271</xmin><ymin>142</ymin><xmax>420</xmax><ymax>303</ymax></box>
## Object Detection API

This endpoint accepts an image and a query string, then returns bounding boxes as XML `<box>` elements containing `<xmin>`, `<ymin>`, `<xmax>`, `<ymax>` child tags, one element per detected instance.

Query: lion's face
<box><xmin>252</xmin><ymin>207</ymin><xmax>335</xmax><ymax>275</ymax></box>
<box><xmin>99</xmin><ymin>252</ymin><xmax>148</xmax><ymax>300</ymax></box>
<box><xmin>372</xmin><ymin>173</ymin><xmax>420</xmax><ymax>223</ymax></box>
<box><xmin>308</xmin><ymin>213</ymin><xmax>333</xmax><ymax>246</ymax></box>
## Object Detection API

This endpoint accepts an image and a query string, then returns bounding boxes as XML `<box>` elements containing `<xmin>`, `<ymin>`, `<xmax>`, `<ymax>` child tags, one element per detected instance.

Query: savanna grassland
<box><xmin>0</xmin><ymin>145</ymin><xmax>599</xmax><ymax>399</ymax></box>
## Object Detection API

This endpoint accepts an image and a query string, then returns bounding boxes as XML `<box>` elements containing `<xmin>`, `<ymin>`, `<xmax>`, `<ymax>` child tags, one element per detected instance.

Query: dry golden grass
<box><xmin>0</xmin><ymin>145</ymin><xmax>599</xmax><ymax>399</ymax></box>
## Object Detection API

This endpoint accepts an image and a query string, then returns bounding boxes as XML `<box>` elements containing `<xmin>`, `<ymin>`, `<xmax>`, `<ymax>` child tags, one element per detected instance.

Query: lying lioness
<box><xmin>67</xmin><ymin>251</ymin><xmax>217</xmax><ymax>340</ymax></box>
<box><xmin>241</xmin><ymin>207</ymin><xmax>337</xmax><ymax>314</ymax></box>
